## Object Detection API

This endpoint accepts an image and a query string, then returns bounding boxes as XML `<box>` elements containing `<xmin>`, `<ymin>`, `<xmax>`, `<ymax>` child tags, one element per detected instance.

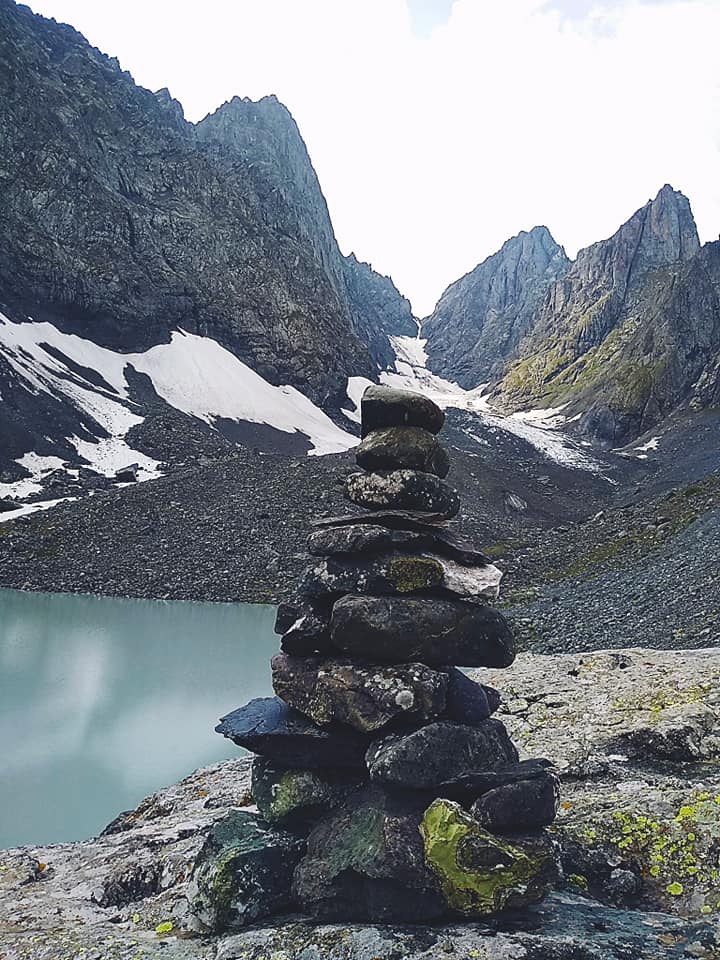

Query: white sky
<box><xmin>27</xmin><ymin>0</ymin><xmax>720</xmax><ymax>316</ymax></box>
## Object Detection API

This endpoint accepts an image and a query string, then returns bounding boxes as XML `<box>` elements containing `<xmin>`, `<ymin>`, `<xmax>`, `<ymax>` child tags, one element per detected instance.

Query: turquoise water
<box><xmin>0</xmin><ymin>588</ymin><xmax>276</xmax><ymax>849</ymax></box>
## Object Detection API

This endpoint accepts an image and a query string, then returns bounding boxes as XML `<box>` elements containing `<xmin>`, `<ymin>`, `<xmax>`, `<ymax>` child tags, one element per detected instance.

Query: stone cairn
<box><xmin>201</xmin><ymin>385</ymin><xmax>559</xmax><ymax>929</ymax></box>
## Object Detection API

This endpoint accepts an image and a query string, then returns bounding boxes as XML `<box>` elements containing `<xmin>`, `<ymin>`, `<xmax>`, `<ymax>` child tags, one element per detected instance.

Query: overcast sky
<box><xmin>27</xmin><ymin>0</ymin><xmax>720</xmax><ymax>316</ymax></box>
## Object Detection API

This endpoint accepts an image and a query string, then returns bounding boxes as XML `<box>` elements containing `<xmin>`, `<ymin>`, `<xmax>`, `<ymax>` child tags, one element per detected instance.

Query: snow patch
<box><xmin>0</xmin><ymin>316</ymin><xmax>357</xmax><ymax>470</ymax></box>
<box><xmin>634</xmin><ymin>436</ymin><xmax>661</xmax><ymax>453</ymax></box>
<box><xmin>0</xmin><ymin>497</ymin><xmax>77</xmax><ymax>524</ymax></box>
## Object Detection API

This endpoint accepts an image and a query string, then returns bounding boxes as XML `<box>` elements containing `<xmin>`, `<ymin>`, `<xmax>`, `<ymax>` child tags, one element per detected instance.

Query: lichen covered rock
<box><xmin>271</xmin><ymin>654</ymin><xmax>448</xmax><ymax>733</ymax></box>
<box><xmin>251</xmin><ymin>758</ymin><xmax>362</xmax><ymax>825</ymax></box>
<box><xmin>355</xmin><ymin>426</ymin><xmax>450</xmax><ymax>477</ymax></box>
<box><xmin>187</xmin><ymin>809</ymin><xmax>305</xmax><ymax>932</ymax></box>
<box><xmin>420</xmin><ymin>799</ymin><xmax>558</xmax><ymax>917</ymax></box>
<box><xmin>292</xmin><ymin>786</ymin><xmax>444</xmax><ymax>922</ymax></box>
<box><xmin>345</xmin><ymin>469</ymin><xmax>460</xmax><ymax>518</ymax></box>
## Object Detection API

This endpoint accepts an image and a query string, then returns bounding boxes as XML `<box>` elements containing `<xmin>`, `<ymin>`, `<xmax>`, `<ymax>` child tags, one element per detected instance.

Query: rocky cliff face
<box><xmin>343</xmin><ymin>253</ymin><xmax>417</xmax><ymax>368</ymax></box>
<box><xmin>0</xmin><ymin>0</ymin><xmax>412</xmax><ymax>410</ymax></box>
<box><xmin>424</xmin><ymin>226</ymin><xmax>570</xmax><ymax>387</ymax></box>
<box><xmin>424</xmin><ymin>185</ymin><xmax>720</xmax><ymax>446</ymax></box>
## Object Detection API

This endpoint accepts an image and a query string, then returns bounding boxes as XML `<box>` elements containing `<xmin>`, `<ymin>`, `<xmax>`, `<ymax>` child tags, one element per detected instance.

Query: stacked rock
<box><xmin>215</xmin><ymin>384</ymin><xmax>560</xmax><ymax>924</ymax></box>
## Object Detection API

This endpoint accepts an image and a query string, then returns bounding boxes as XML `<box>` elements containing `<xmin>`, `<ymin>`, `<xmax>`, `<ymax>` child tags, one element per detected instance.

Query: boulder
<box><xmin>251</xmin><ymin>758</ymin><xmax>362</xmax><ymax>825</ymax></box>
<box><xmin>366</xmin><ymin>720</ymin><xmax>519</xmax><ymax>789</ymax></box>
<box><xmin>356</xmin><ymin>426</ymin><xmax>450</xmax><ymax>478</ymax></box>
<box><xmin>292</xmin><ymin>786</ymin><xmax>444</xmax><ymax>922</ymax></box>
<box><xmin>216</xmin><ymin>697</ymin><xmax>369</xmax><ymax>769</ymax></box>
<box><xmin>420</xmin><ymin>799</ymin><xmax>558</xmax><ymax>917</ymax></box>
<box><xmin>271</xmin><ymin>654</ymin><xmax>448</xmax><ymax>733</ymax></box>
<box><xmin>274</xmin><ymin>601</ymin><xmax>301</xmax><ymax>635</ymax></box>
<box><xmin>470</xmin><ymin>772</ymin><xmax>560</xmax><ymax>832</ymax></box>
<box><xmin>443</xmin><ymin>667</ymin><xmax>501</xmax><ymax>723</ymax></box>
<box><xmin>330</xmin><ymin>595</ymin><xmax>516</xmax><ymax>668</ymax></box>
<box><xmin>345</xmin><ymin>470</ymin><xmax>460</xmax><ymax>518</ymax></box>
<box><xmin>313</xmin><ymin>511</ymin><xmax>491</xmax><ymax>566</ymax></box>
<box><xmin>360</xmin><ymin>384</ymin><xmax>445</xmax><ymax>437</ymax></box>
<box><xmin>301</xmin><ymin>553</ymin><xmax>502</xmax><ymax>602</ymax></box>
<box><xmin>187</xmin><ymin>809</ymin><xmax>305</xmax><ymax>933</ymax></box>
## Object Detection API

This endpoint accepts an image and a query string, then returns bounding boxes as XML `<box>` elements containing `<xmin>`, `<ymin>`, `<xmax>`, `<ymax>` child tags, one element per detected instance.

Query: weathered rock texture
<box><xmin>2</xmin><ymin>648</ymin><xmax>719</xmax><ymax>959</ymax></box>
<box><xmin>425</xmin><ymin>185</ymin><xmax>720</xmax><ymax>445</ymax></box>
<box><xmin>0</xmin><ymin>0</ymin><xmax>415</xmax><ymax>468</ymax></box>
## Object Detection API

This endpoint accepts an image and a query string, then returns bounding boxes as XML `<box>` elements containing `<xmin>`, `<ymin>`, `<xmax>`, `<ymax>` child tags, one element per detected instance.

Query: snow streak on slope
<box><xmin>0</xmin><ymin>317</ymin><xmax>357</xmax><ymax>492</ymax></box>
<box><xmin>345</xmin><ymin>329</ymin><xmax>603</xmax><ymax>473</ymax></box>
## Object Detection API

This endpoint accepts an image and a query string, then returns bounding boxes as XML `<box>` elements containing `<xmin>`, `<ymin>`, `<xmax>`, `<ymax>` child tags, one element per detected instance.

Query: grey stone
<box><xmin>360</xmin><ymin>384</ymin><xmax>444</xmax><ymax>437</ymax></box>
<box><xmin>355</xmin><ymin>426</ymin><xmax>450</xmax><ymax>478</ymax></box>
<box><xmin>345</xmin><ymin>470</ymin><xmax>460</xmax><ymax>518</ymax></box>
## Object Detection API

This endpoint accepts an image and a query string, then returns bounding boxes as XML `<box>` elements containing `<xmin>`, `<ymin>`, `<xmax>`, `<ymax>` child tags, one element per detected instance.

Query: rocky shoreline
<box><xmin>2</xmin><ymin>647</ymin><xmax>719</xmax><ymax>959</ymax></box>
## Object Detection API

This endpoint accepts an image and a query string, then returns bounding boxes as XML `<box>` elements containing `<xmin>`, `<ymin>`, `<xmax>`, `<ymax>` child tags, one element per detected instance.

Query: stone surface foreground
<box><xmin>2</xmin><ymin>649</ymin><xmax>720</xmax><ymax>958</ymax></box>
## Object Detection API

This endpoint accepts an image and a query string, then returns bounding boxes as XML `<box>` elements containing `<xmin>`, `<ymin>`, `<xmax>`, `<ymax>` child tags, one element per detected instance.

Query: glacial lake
<box><xmin>0</xmin><ymin>588</ymin><xmax>277</xmax><ymax>849</ymax></box>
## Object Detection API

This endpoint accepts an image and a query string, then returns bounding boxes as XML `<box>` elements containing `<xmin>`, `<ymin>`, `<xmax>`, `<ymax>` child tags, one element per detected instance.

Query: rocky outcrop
<box><xmin>0</xmin><ymin>0</ymin><xmax>416</xmax><ymax>474</ymax></box>
<box><xmin>424</xmin><ymin>225</ymin><xmax>570</xmax><ymax>386</ymax></box>
<box><xmin>2</xmin><ymin>648</ymin><xmax>719</xmax><ymax>959</ymax></box>
<box><xmin>343</xmin><ymin>253</ymin><xmax>417</xmax><ymax>368</ymax></box>
<box><xmin>424</xmin><ymin>185</ymin><xmax>720</xmax><ymax>446</ymax></box>
<box><xmin>494</xmin><ymin>185</ymin><xmax>709</xmax><ymax>443</ymax></box>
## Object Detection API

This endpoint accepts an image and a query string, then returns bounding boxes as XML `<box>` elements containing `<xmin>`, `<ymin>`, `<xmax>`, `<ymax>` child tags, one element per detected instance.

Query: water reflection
<box><xmin>0</xmin><ymin>588</ymin><xmax>276</xmax><ymax>848</ymax></box>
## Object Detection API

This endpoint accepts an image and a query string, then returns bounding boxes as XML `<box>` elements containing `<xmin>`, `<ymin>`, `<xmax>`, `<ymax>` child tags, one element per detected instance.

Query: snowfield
<box><xmin>0</xmin><ymin>315</ymin><xmax>358</xmax><ymax>500</ymax></box>
<box><xmin>345</xmin><ymin>330</ymin><xmax>604</xmax><ymax>473</ymax></box>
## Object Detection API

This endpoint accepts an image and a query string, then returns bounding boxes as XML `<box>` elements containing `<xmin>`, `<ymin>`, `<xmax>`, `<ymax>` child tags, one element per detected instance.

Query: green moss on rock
<box><xmin>387</xmin><ymin>555</ymin><xmax>444</xmax><ymax>593</ymax></box>
<box><xmin>420</xmin><ymin>799</ymin><xmax>557</xmax><ymax>916</ymax></box>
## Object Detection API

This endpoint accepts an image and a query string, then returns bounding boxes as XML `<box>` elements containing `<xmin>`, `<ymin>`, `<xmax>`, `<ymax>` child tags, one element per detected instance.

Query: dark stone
<box><xmin>435</xmin><ymin>759</ymin><xmax>556</xmax><ymax>802</ymax></box>
<box><xmin>188</xmin><ymin>809</ymin><xmax>305</xmax><ymax>932</ymax></box>
<box><xmin>274</xmin><ymin>602</ymin><xmax>300</xmax><ymax>635</ymax></box>
<box><xmin>271</xmin><ymin>654</ymin><xmax>448</xmax><ymax>733</ymax></box>
<box><xmin>251</xmin><ymin>758</ymin><xmax>363</xmax><ymax>825</ymax></box>
<box><xmin>442</xmin><ymin>668</ymin><xmax>501</xmax><ymax>723</ymax></box>
<box><xmin>470</xmin><ymin>772</ymin><xmax>560</xmax><ymax>832</ymax></box>
<box><xmin>279</xmin><ymin>605</ymin><xmax>332</xmax><ymax>656</ymax></box>
<box><xmin>216</xmin><ymin>697</ymin><xmax>369</xmax><ymax>769</ymax></box>
<box><xmin>360</xmin><ymin>384</ymin><xmax>445</xmax><ymax>438</ymax></box>
<box><xmin>307</xmin><ymin>523</ymin><xmax>429</xmax><ymax>558</ymax></box>
<box><xmin>366</xmin><ymin>720</ymin><xmax>519</xmax><ymax>789</ymax></box>
<box><xmin>0</xmin><ymin>498</ymin><xmax>16</xmax><ymax>513</ymax></box>
<box><xmin>356</xmin><ymin>426</ymin><xmax>450</xmax><ymax>478</ymax></box>
<box><xmin>330</xmin><ymin>595</ymin><xmax>516</xmax><ymax>668</ymax></box>
<box><xmin>292</xmin><ymin>785</ymin><xmax>444</xmax><ymax>922</ymax></box>
<box><xmin>313</xmin><ymin>511</ymin><xmax>491</xmax><ymax>566</ymax></box>
<box><xmin>345</xmin><ymin>470</ymin><xmax>460</xmax><ymax>519</ymax></box>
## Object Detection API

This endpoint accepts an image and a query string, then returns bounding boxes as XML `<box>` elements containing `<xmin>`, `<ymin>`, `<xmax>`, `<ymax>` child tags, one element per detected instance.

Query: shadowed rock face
<box><xmin>424</xmin><ymin>185</ymin><xmax>720</xmax><ymax>447</ymax></box>
<box><xmin>424</xmin><ymin>225</ymin><xmax>571</xmax><ymax>386</ymax></box>
<box><xmin>0</xmin><ymin>0</ymin><xmax>414</xmax><ymax>438</ymax></box>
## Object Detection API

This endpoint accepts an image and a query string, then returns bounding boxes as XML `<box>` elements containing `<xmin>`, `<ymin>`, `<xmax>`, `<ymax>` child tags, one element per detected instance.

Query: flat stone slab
<box><xmin>435</xmin><ymin>758</ymin><xmax>555</xmax><ymax>801</ymax></box>
<box><xmin>366</xmin><ymin>720</ymin><xmax>519</xmax><ymax>789</ymax></box>
<box><xmin>216</xmin><ymin>697</ymin><xmax>369</xmax><ymax>769</ymax></box>
<box><xmin>360</xmin><ymin>384</ymin><xmax>445</xmax><ymax>437</ymax></box>
<box><xmin>310</xmin><ymin>513</ymin><xmax>491</xmax><ymax>566</ymax></box>
<box><xmin>330</xmin><ymin>594</ymin><xmax>516</xmax><ymax>667</ymax></box>
<box><xmin>301</xmin><ymin>552</ymin><xmax>502</xmax><ymax>602</ymax></box>
<box><xmin>356</xmin><ymin>426</ymin><xmax>450</xmax><ymax>477</ymax></box>
<box><xmin>271</xmin><ymin>654</ymin><xmax>448</xmax><ymax>733</ymax></box>
<box><xmin>345</xmin><ymin>470</ymin><xmax>460</xmax><ymax>518</ymax></box>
